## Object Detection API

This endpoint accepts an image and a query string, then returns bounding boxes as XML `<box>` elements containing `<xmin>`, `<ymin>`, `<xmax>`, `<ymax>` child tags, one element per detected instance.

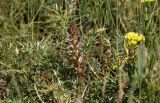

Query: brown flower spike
<box><xmin>68</xmin><ymin>24</ymin><xmax>84</xmax><ymax>103</ymax></box>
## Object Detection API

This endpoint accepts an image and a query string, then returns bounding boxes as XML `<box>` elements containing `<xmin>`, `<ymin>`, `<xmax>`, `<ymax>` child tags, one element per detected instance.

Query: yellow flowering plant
<box><xmin>124</xmin><ymin>32</ymin><xmax>145</xmax><ymax>46</ymax></box>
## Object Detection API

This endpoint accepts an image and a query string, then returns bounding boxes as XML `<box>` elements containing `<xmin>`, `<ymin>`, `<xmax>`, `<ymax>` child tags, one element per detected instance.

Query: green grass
<box><xmin>0</xmin><ymin>0</ymin><xmax>159</xmax><ymax>103</ymax></box>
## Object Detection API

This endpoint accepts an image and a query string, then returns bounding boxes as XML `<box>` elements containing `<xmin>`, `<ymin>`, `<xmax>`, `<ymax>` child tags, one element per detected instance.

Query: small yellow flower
<box><xmin>137</xmin><ymin>34</ymin><xmax>145</xmax><ymax>42</ymax></box>
<box><xmin>141</xmin><ymin>0</ymin><xmax>156</xmax><ymax>3</ymax></box>
<box><xmin>125</xmin><ymin>32</ymin><xmax>135</xmax><ymax>40</ymax></box>
<box><xmin>124</xmin><ymin>32</ymin><xmax>145</xmax><ymax>46</ymax></box>
<box><xmin>129</xmin><ymin>40</ymin><xmax>137</xmax><ymax>45</ymax></box>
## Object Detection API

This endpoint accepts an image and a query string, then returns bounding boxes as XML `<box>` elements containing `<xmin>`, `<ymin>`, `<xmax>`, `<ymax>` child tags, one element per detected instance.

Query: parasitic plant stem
<box><xmin>68</xmin><ymin>24</ymin><xmax>84</xmax><ymax>103</ymax></box>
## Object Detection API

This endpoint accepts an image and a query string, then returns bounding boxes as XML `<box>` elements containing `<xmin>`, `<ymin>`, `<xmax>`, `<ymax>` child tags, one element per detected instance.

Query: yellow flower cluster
<box><xmin>141</xmin><ymin>0</ymin><xmax>155</xmax><ymax>3</ymax></box>
<box><xmin>125</xmin><ymin>32</ymin><xmax>145</xmax><ymax>46</ymax></box>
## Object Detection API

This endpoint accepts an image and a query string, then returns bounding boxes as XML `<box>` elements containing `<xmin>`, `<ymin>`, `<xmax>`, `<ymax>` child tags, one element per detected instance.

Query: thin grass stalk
<box><xmin>116</xmin><ymin>0</ymin><xmax>123</xmax><ymax>103</ymax></box>
<box><xmin>117</xmin><ymin>41</ymin><xmax>129</xmax><ymax>103</ymax></box>
<box><xmin>23</xmin><ymin>0</ymin><xmax>44</xmax><ymax>38</ymax></box>
<box><xmin>62</xmin><ymin>0</ymin><xmax>66</xmax><ymax>11</ymax></box>
<box><xmin>137</xmin><ymin>0</ymin><xmax>143</xmax><ymax>99</ymax></box>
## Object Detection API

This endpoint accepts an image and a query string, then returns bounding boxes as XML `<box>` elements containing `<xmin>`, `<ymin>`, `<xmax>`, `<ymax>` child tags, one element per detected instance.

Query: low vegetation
<box><xmin>0</xmin><ymin>0</ymin><xmax>159</xmax><ymax>103</ymax></box>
